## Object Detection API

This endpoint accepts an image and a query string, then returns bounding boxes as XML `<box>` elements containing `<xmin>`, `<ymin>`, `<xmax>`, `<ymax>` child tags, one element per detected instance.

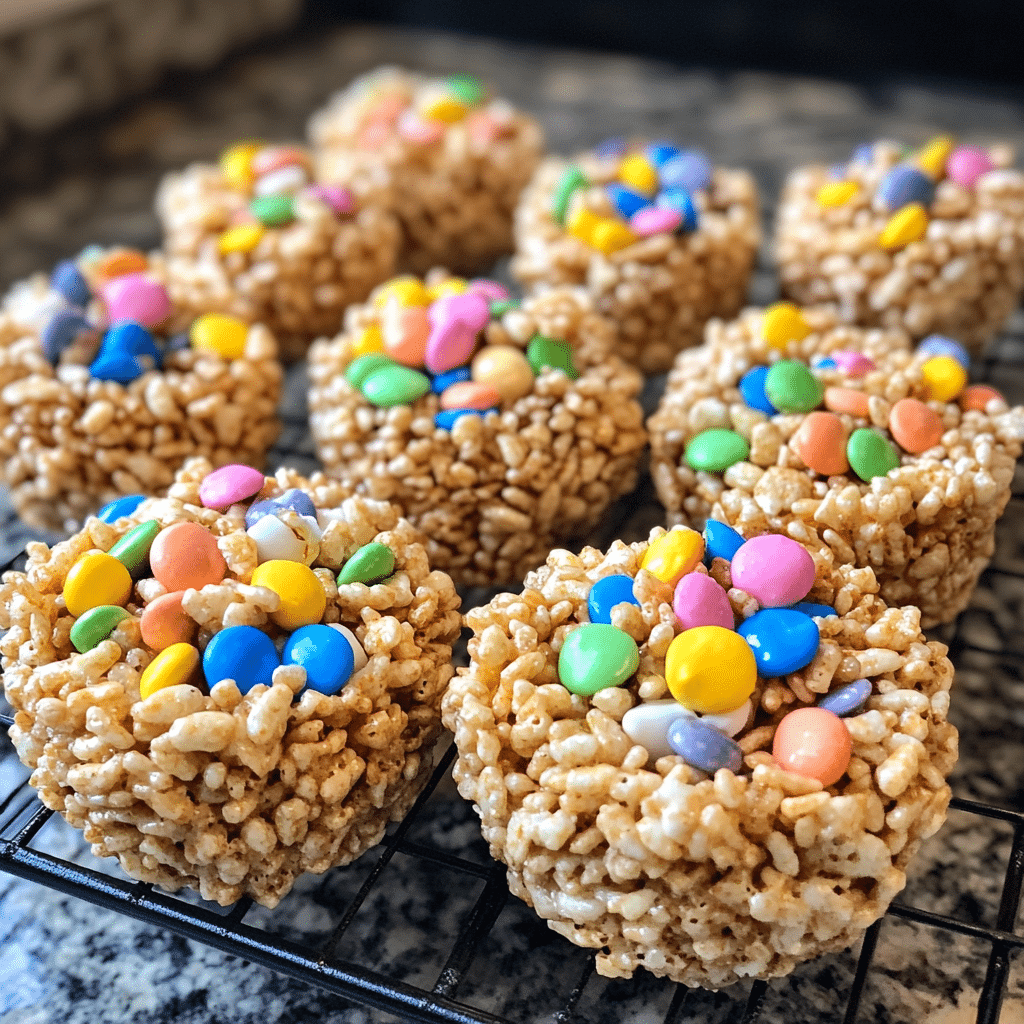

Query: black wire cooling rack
<box><xmin>2</xmin><ymin>331</ymin><xmax>1024</xmax><ymax>1024</ymax></box>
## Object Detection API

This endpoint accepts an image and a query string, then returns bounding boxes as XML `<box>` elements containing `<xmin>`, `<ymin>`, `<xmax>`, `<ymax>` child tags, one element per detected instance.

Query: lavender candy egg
<box><xmin>818</xmin><ymin>678</ymin><xmax>872</xmax><ymax>717</ymax></box>
<box><xmin>876</xmin><ymin>164</ymin><xmax>935</xmax><ymax>213</ymax></box>
<box><xmin>667</xmin><ymin>717</ymin><xmax>744</xmax><ymax>773</ymax></box>
<box><xmin>245</xmin><ymin>488</ymin><xmax>317</xmax><ymax>529</ymax></box>
<box><xmin>41</xmin><ymin>309</ymin><xmax>94</xmax><ymax>364</ymax></box>
<box><xmin>659</xmin><ymin>150</ymin><xmax>712</xmax><ymax>193</ymax></box>
<box><xmin>51</xmin><ymin>260</ymin><xmax>91</xmax><ymax>307</ymax></box>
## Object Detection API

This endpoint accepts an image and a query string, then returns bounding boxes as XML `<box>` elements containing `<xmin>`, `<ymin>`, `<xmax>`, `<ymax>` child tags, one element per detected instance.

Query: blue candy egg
<box><xmin>739</xmin><ymin>365</ymin><xmax>777</xmax><ymax>416</ymax></box>
<box><xmin>659</xmin><ymin>150</ymin><xmax>712</xmax><ymax>193</ymax></box>
<box><xmin>656</xmin><ymin>187</ymin><xmax>698</xmax><ymax>231</ymax></box>
<box><xmin>435</xmin><ymin>407</ymin><xmax>496</xmax><ymax>430</ymax></box>
<box><xmin>89</xmin><ymin>349</ymin><xmax>145</xmax><ymax>384</ymax></box>
<box><xmin>41</xmin><ymin>309</ymin><xmax>93</xmax><ymax>364</ymax></box>
<box><xmin>738</xmin><ymin>608</ymin><xmax>819</xmax><ymax>677</ymax></box>
<box><xmin>645</xmin><ymin>142</ymin><xmax>680</xmax><ymax>168</ymax></box>
<box><xmin>850</xmin><ymin>143</ymin><xmax>874</xmax><ymax>164</ymax></box>
<box><xmin>606</xmin><ymin>184</ymin><xmax>650</xmax><ymax>219</ymax></box>
<box><xmin>918</xmin><ymin>334</ymin><xmax>969</xmax><ymax>369</ymax></box>
<box><xmin>431</xmin><ymin>366</ymin><xmax>472</xmax><ymax>394</ymax></box>
<box><xmin>50</xmin><ymin>260</ymin><xmax>91</xmax><ymax>307</ymax></box>
<box><xmin>811</xmin><ymin>354</ymin><xmax>837</xmax><ymax>371</ymax></box>
<box><xmin>828</xmin><ymin>163</ymin><xmax>848</xmax><ymax>181</ymax></box>
<box><xmin>203</xmin><ymin>625</ymin><xmax>280</xmax><ymax>694</ymax></box>
<box><xmin>284</xmin><ymin>624</ymin><xmax>355</xmax><ymax>695</ymax></box>
<box><xmin>703</xmin><ymin>519</ymin><xmax>745</xmax><ymax>565</ymax></box>
<box><xmin>667</xmin><ymin>717</ymin><xmax>743</xmax><ymax>773</ymax></box>
<box><xmin>789</xmin><ymin>601</ymin><xmax>837</xmax><ymax>618</ymax></box>
<box><xmin>818</xmin><ymin>678</ymin><xmax>872</xmax><ymax>717</ymax></box>
<box><xmin>587</xmin><ymin>574</ymin><xmax>640</xmax><ymax>625</ymax></box>
<box><xmin>245</xmin><ymin>488</ymin><xmax>317</xmax><ymax>529</ymax></box>
<box><xmin>101</xmin><ymin>321</ymin><xmax>161</xmax><ymax>370</ymax></box>
<box><xmin>97</xmin><ymin>494</ymin><xmax>146</xmax><ymax>523</ymax></box>
<box><xmin>876</xmin><ymin>164</ymin><xmax>935</xmax><ymax>213</ymax></box>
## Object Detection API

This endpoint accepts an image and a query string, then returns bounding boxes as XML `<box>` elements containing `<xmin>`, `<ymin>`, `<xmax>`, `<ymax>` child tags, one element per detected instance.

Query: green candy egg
<box><xmin>70</xmin><ymin>605</ymin><xmax>131</xmax><ymax>653</ymax></box>
<box><xmin>337</xmin><ymin>542</ymin><xmax>396</xmax><ymax>585</ymax></box>
<box><xmin>361</xmin><ymin>365</ymin><xmax>431</xmax><ymax>407</ymax></box>
<box><xmin>488</xmin><ymin>299</ymin><xmax>519</xmax><ymax>318</ymax></box>
<box><xmin>109</xmin><ymin>519</ymin><xmax>161</xmax><ymax>577</ymax></box>
<box><xmin>527</xmin><ymin>334</ymin><xmax>578</xmax><ymax>379</ymax></box>
<box><xmin>764</xmin><ymin>360</ymin><xmax>824</xmax><ymax>413</ymax></box>
<box><xmin>847</xmin><ymin>428</ymin><xmax>901</xmax><ymax>481</ymax></box>
<box><xmin>447</xmin><ymin>73</ymin><xmax>485</xmax><ymax>106</ymax></box>
<box><xmin>558</xmin><ymin>623</ymin><xmax>640</xmax><ymax>696</ymax></box>
<box><xmin>684</xmin><ymin>429</ymin><xmax>750</xmax><ymax>473</ymax></box>
<box><xmin>551</xmin><ymin>165</ymin><xmax>588</xmax><ymax>225</ymax></box>
<box><xmin>249</xmin><ymin>193</ymin><xmax>295</xmax><ymax>227</ymax></box>
<box><xmin>345</xmin><ymin>353</ymin><xmax>394</xmax><ymax>388</ymax></box>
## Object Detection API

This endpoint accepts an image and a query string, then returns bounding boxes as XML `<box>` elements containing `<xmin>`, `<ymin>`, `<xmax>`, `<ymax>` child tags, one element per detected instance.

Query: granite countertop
<box><xmin>3</xmin><ymin>23</ymin><xmax>1024</xmax><ymax>1024</ymax></box>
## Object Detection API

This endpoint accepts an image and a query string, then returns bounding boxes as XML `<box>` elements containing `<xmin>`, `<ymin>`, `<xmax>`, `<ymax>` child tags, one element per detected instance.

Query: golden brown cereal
<box><xmin>0</xmin><ymin>457</ymin><xmax>461</xmax><ymax>908</ymax></box>
<box><xmin>647</xmin><ymin>306</ymin><xmax>1024</xmax><ymax>627</ymax></box>
<box><xmin>442</xmin><ymin>527</ymin><xmax>957</xmax><ymax>988</ymax></box>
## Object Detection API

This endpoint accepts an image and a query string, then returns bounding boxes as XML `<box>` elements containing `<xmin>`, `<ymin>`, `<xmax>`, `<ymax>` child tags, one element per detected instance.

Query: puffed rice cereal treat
<box><xmin>0</xmin><ymin>457</ymin><xmax>461</xmax><ymax>908</ymax></box>
<box><xmin>775</xmin><ymin>136</ymin><xmax>1024</xmax><ymax>352</ymax></box>
<box><xmin>443</xmin><ymin>523</ymin><xmax>957</xmax><ymax>988</ymax></box>
<box><xmin>648</xmin><ymin>302</ymin><xmax>1024</xmax><ymax>627</ymax></box>
<box><xmin>153</xmin><ymin>140</ymin><xmax>399</xmax><ymax>361</ymax></box>
<box><xmin>0</xmin><ymin>248</ymin><xmax>281</xmax><ymax>531</ymax></box>
<box><xmin>511</xmin><ymin>138</ymin><xmax>760</xmax><ymax>374</ymax></box>
<box><xmin>308</xmin><ymin>272</ymin><xmax>647</xmax><ymax>585</ymax></box>
<box><xmin>307</xmin><ymin>67</ymin><xmax>543</xmax><ymax>276</ymax></box>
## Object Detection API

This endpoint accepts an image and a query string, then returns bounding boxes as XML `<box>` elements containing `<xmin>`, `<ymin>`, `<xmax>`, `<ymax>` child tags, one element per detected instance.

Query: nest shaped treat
<box><xmin>0</xmin><ymin>248</ymin><xmax>281</xmax><ymax>531</ymax></box>
<box><xmin>648</xmin><ymin>303</ymin><xmax>1024</xmax><ymax>628</ymax></box>
<box><xmin>443</xmin><ymin>523</ymin><xmax>957</xmax><ymax>988</ymax></box>
<box><xmin>307</xmin><ymin>67</ymin><xmax>543</xmax><ymax>276</ymax></box>
<box><xmin>154</xmin><ymin>140</ymin><xmax>400</xmax><ymax>361</ymax></box>
<box><xmin>775</xmin><ymin>136</ymin><xmax>1024</xmax><ymax>353</ymax></box>
<box><xmin>308</xmin><ymin>272</ymin><xmax>647</xmax><ymax>586</ymax></box>
<box><xmin>0</xmin><ymin>457</ymin><xmax>461</xmax><ymax>907</ymax></box>
<box><xmin>511</xmin><ymin>139</ymin><xmax>760</xmax><ymax>374</ymax></box>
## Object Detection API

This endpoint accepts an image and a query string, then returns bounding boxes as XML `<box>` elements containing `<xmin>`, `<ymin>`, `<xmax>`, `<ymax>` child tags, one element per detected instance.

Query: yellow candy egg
<box><xmin>139</xmin><ymin>643</ymin><xmax>200</xmax><ymax>700</ymax></box>
<box><xmin>921</xmin><ymin>355</ymin><xmax>967</xmax><ymax>403</ymax></box>
<box><xmin>618</xmin><ymin>153</ymin><xmax>659</xmax><ymax>196</ymax></box>
<box><xmin>665</xmin><ymin>625</ymin><xmax>757</xmax><ymax>715</ymax></box>
<box><xmin>190</xmin><ymin>313</ymin><xmax>248</xmax><ymax>359</ymax></box>
<box><xmin>878</xmin><ymin>203</ymin><xmax>928</xmax><ymax>250</ymax></box>
<box><xmin>63</xmin><ymin>552</ymin><xmax>132</xmax><ymax>618</ymax></box>
<box><xmin>566</xmin><ymin>206</ymin><xmax>601</xmax><ymax>246</ymax></box>
<box><xmin>471</xmin><ymin>345</ymin><xmax>535</xmax><ymax>403</ymax></box>
<box><xmin>422</xmin><ymin>95</ymin><xmax>468</xmax><ymax>124</ymax></box>
<box><xmin>591</xmin><ymin>219</ymin><xmax>638</xmax><ymax>255</ymax></box>
<box><xmin>762</xmin><ymin>302</ymin><xmax>811</xmax><ymax>350</ymax></box>
<box><xmin>815</xmin><ymin>180</ymin><xmax>859</xmax><ymax>208</ymax></box>
<box><xmin>373</xmin><ymin>277</ymin><xmax>430</xmax><ymax>308</ymax></box>
<box><xmin>251</xmin><ymin>560</ymin><xmax>326</xmax><ymax>630</ymax></box>
<box><xmin>218</xmin><ymin>223</ymin><xmax>265</xmax><ymax>256</ymax></box>
<box><xmin>352</xmin><ymin>323</ymin><xmax>385</xmax><ymax>357</ymax></box>
<box><xmin>219</xmin><ymin>141</ymin><xmax>262</xmax><ymax>190</ymax></box>
<box><xmin>427</xmin><ymin>277</ymin><xmax>469</xmax><ymax>301</ymax></box>
<box><xmin>640</xmin><ymin>528</ymin><xmax>705</xmax><ymax>587</ymax></box>
<box><xmin>916</xmin><ymin>135</ymin><xmax>955</xmax><ymax>179</ymax></box>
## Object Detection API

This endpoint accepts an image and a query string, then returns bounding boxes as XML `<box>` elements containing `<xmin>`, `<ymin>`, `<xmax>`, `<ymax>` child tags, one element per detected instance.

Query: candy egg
<box><xmin>101</xmin><ymin>273</ymin><xmax>170</xmax><ymax>328</ymax></box>
<box><xmin>440</xmin><ymin>380</ymin><xmax>501</xmax><ymax>411</ymax></box>
<box><xmin>551</xmin><ymin>165</ymin><xmax>588</xmax><ymax>225</ymax></box>
<box><xmin>245</xmin><ymin>488</ymin><xmax>317</xmax><ymax>529</ymax></box>
<box><xmin>790</xmin><ymin>601</ymin><xmax>837</xmax><ymax>619</ymax></box>
<box><xmin>875</xmin><ymin>164</ymin><xmax>935</xmax><ymax>213</ymax></box>
<box><xmin>63</xmin><ymin>552</ymin><xmax>132</xmax><ymax>617</ymax></box>
<box><xmin>818</xmin><ymin>678</ymin><xmax>872</xmax><ymax>717</ymax></box>
<box><xmin>587</xmin><ymin>574</ymin><xmax>640</xmax><ymax>625</ymax></box>
<box><xmin>382</xmin><ymin>302</ymin><xmax>431</xmax><ymax>367</ymax></box>
<box><xmin>888</xmin><ymin>398</ymin><xmax>944</xmax><ymax>454</ymax></box>
<box><xmin>361</xmin><ymin>364</ymin><xmax>431</xmax><ymax>407</ymax></box>
<box><xmin>764</xmin><ymin>360</ymin><xmax>824</xmax><ymax>413</ymax></box>
<box><xmin>960</xmin><ymin>384</ymin><xmax>1004</xmax><ymax>412</ymax></box>
<box><xmin>250</xmin><ymin>561</ymin><xmax>326</xmax><ymax>630</ymax></box>
<box><xmin>918</xmin><ymin>334</ymin><xmax>969</xmax><ymax>369</ymax></box>
<box><xmin>42</xmin><ymin>310</ymin><xmax>94</xmax><ymax>364</ymax></box>
<box><xmin>140</xmin><ymin>591</ymin><xmax>196</xmax><ymax>651</ymax></box>
<box><xmin>526</xmin><ymin>335</ymin><xmax>578</xmax><ymax>379</ymax></box>
<box><xmin>790</xmin><ymin>411</ymin><xmax>850</xmax><ymax>476</ymax></box>
<box><xmin>89</xmin><ymin>349</ymin><xmax>144</xmax><ymax>384</ymax></box>
<box><xmin>655</xmin><ymin>188</ymin><xmax>698</xmax><ymax>231</ymax></box>
<box><xmin>665</xmin><ymin>626</ymin><xmax>756</xmax><ymax>715</ymax></box>
<box><xmin>739</xmin><ymin>366</ymin><xmax>777</xmax><ymax>415</ymax></box>
<box><xmin>466</xmin><ymin>279</ymin><xmax>510</xmax><ymax>302</ymax></box>
<box><xmin>250</xmin><ymin>145</ymin><xmax>310</xmax><ymax>178</ymax></box>
<box><xmin>558</xmin><ymin>623</ymin><xmax>640</xmax><ymax>696</ymax></box>
<box><xmin>96</xmin><ymin>494</ymin><xmax>145</xmax><ymax>523</ymax></box>
<box><xmin>946</xmin><ymin>145</ymin><xmax>993</xmax><ymax>189</ymax></box>
<box><xmin>425</xmin><ymin>291</ymin><xmax>490</xmax><ymax>375</ymax></box>
<box><xmin>673</xmin><ymin>573</ymin><xmax>733</xmax><ymax>631</ymax></box>
<box><xmin>703</xmin><ymin>520</ymin><xmax>745</xmax><ymax>564</ymax></box>
<box><xmin>879</xmin><ymin>203</ymin><xmax>928</xmax><ymax>250</ymax></box>
<box><xmin>591</xmin><ymin>219</ymin><xmax>638</xmax><ymax>255</ymax></box>
<box><xmin>190</xmin><ymin>313</ymin><xmax>248</xmax><ymax>359</ymax></box>
<box><xmin>737</xmin><ymin>608</ymin><xmax>819</xmax><ymax>676</ymax></box>
<box><xmin>337</xmin><ymin>542</ymin><xmax>395</xmax><ymax>585</ymax></box>
<box><xmin>345</xmin><ymin>353</ymin><xmax>394</xmax><ymax>388</ymax></box>
<box><xmin>684</xmin><ymin>429</ymin><xmax>750</xmax><ymax>473</ymax></box>
<box><xmin>641</xmin><ymin>528</ymin><xmax>704</xmax><ymax>587</ymax></box>
<box><xmin>606</xmin><ymin>184</ymin><xmax>649</xmax><ymax>219</ymax></box>
<box><xmin>283</xmin><ymin>624</ymin><xmax>355</xmax><ymax>695</ymax></box>
<box><xmin>108</xmin><ymin>519</ymin><xmax>161</xmax><ymax>577</ymax></box>
<box><xmin>471</xmin><ymin>345</ymin><xmax>535</xmax><ymax>404</ymax></box>
<box><xmin>618</xmin><ymin>152</ymin><xmax>659</xmax><ymax>196</ymax></box>
<box><xmin>252</xmin><ymin>165</ymin><xmax>309</xmax><ymax>197</ymax></box>
<box><xmin>92</xmin><ymin>249</ymin><xmax>148</xmax><ymax>284</ymax></box>
<box><xmin>659</xmin><ymin>150</ymin><xmax>712</xmax><ymax>193</ymax></box>
<box><xmin>247</xmin><ymin>509</ymin><xmax>321</xmax><ymax>566</ymax></box>
<box><xmin>772</xmin><ymin>707</ymin><xmax>852</xmax><ymax>786</ymax></box>
<box><xmin>630</xmin><ymin>206</ymin><xmax>682</xmax><ymax>237</ymax></box>
<box><xmin>668</xmin><ymin>717</ymin><xmax>744</xmax><ymax>773</ymax></box>
<box><xmin>731</xmin><ymin>536</ymin><xmax>816</xmax><ymax>607</ymax></box>
<box><xmin>149</xmin><ymin>522</ymin><xmax>227</xmax><ymax>592</ymax></box>
<box><xmin>824</xmin><ymin>386</ymin><xmax>870</xmax><ymax>418</ymax></box>
<box><xmin>203</xmin><ymin>625</ymin><xmax>280</xmax><ymax>694</ymax></box>
<box><xmin>51</xmin><ymin>260</ymin><xmax>92</xmax><ymax>307</ymax></box>
<box><xmin>831</xmin><ymin>350</ymin><xmax>875</xmax><ymax>377</ymax></box>
<box><xmin>327</xmin><ymin>623</ymin><xmax>369</xmax><ymax>672</ymax></box>
<box><xmin>200</xmin><ymin>464</ymin><xmax>265</xmax><ymax>511</ymax></box>
<box><xmin>303</xmin><ymin>184</ymin><xmax>354</xmax><ymax>216</ymax></box>
<box><xmin>921</xmin><ymin>355</ymin><xmax>967</xmax><ymax>402</ymax></box>
<box><xmin>435</xmin><ymin>408</ymin><xmax>494</xmax><ymax>430</ymax></box>
<box><xmin>70</xmin><ymin>605</ymin><xmax>131</xmax><ymax>653</ymax></box>
<box><xmin>218</xmin><ymin>223</ymin><xmax>265</xmax><ymax>255</ymax></box>
<box><xmin>761</xmin><ymin>302</ymin><xmax>811</xmax><ymax>350</ymax></box>
<box><xmin>140</xmin><ymin>642</ymin><xmax>200</xmax><ymax>700</ymax></box>
<box><xmin>847</xmin><ymin>428</ymin><xmax>900</xmax><ymax>481</ymax></box>
<box><xmin>373</xmin><ymin>276</ymin><xmax>431</xmax><ymax>308</ymax></box>
<box><xmin>704</xmin><ymin>699</ymin><xmax>752</xmax><ymax>738</ymax></box>
<box><xmin>622</xmin><ymin>699</ymin><xmax>694</xmax><ymax>760</ymax></box>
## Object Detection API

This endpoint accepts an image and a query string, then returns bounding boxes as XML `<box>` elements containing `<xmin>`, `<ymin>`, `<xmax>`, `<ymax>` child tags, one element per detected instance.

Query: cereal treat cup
<box><xmin>0</xmin><ymin>457</ymin><xmax>461</xmax><ymax>908</ymax></box>
<box><xmin>0</xmin><ymin>249</ymin><xmax>282</xmax><ymax>531</ymax></box>
<box><xmin>153</xmin><ymin>141</ymin><xmax>400</xmax><ymax>361</ymax></box>
<box><xmin>307</xmin><ymin>67</ymin><xmax>543</xmax><ymax>276</ymax></box>
<box><xmin>511</xmin><ymin>139</ymin><xmax>760</xmax><ymax>374</ymax></box>
<box><xmin>648</xmin><ymin>303</ymin><xmax>1024</xmax><ymax>627</ymax></box>
<box><xmin>776</xmin><ymin>136</ymin><xmax>1024</xmax><ymax>353</ymax></box>
<box><xmin>443</xmin><ymin>523</ymin><xmax>958</xmax><ymax>988</ymax></box>
<box><xmin>308</xmin><ymin>272</ymin><xmax>647</xmax><ymax>585</ymax></box>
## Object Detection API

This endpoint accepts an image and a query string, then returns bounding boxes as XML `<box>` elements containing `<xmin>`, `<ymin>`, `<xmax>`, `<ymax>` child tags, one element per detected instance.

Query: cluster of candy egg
<box><xmin>216</xmin><ymin>141</ymin><xmax>356</xmax><ymax>257</ymax></box>
<box><xmin>64</xmin><ymin>465</ymin><xmax>400</xmax><ymax>704</ymax></box>
<box><xmin>683</xmin><ymin>303</ymin><xmax>1005</xmax><ymax>483</ymax></box>
<box><xmin>343</xmin><ymin>275</ymin><xmax>577</xmax><ymax>428</ymax></box>
<box><xmin>555</xmin><ymin>521</ymin><xmax>863</xmax><ymax>785</ymax></box>
<box><xmin>551</xmin><ymin>140</ymin><xmax>712</xmax><ymax>255</ymax></box>
<box><xmin>818</xmin><ymin>135</ymin><xmax>996</xmax><ymax>251</ymax></box>
<box><xmin>37</xmin><ymin>248</ymin><xmax>251</xmax><ymax>383</ymax></box>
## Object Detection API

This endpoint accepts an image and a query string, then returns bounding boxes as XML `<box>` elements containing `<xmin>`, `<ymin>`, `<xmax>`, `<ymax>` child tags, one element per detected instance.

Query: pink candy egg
<box><xmin>140</xmin><ymin>590</ymin><xmax>196</xmax><ymax>650</ymax></box>
<box><xmin>303</xmin><ymin>184</ymin><xmax>354</xmax><ymax>216</ymax></box>
<box><xmin>359</xmin><ymin>121</ymin><xmax>391</xmax><ymax>150</ymax></box>
<box><xmin>467</xmin><ymin>279</ymin><xmax>510</xmax><ymax>302</ymax></box>
<box><xmin>831</xmin><ymin>350</ymin><xmax>875</xmax><ymax>377</ymax></box>
<box><xmin>630</xmin><ymin>205</ymin><xmax>682</xmax><ymax>237</ymax></box>
<box><xmin>382</xmin><ymin>304</ymin><xmax>431</xmax><ymax>367</ymax></box>
<box><xmin>946</xmin><ymin>145</ymin><xmax>993</xmax><ymax>189</ymax></box>
<box><xmin>199</xmin><ymin>464</ymin><xmax>265</xmax><ymax>510</ymax></box>
<box><xmin>250</xmin><ymin>145</ymin><xmax>310</xmax><ymax>177</ymax></box>
<box><xmin>440</xmin><ymin>380</ymin><xmax>501</xmax><ymax>410</ymax></box>
<box><xmin>149</xmin><ymin>522</ymin><xmax>227</xmax><ymax>592</ymax></box>
<box><xmin>730</xmin><ymin>535</ymin><xmax>816</xmax><ymax>607</ymax></box>
<box><xmin>673</xmin><ymin>573</ymin><xmax>734</xmax><ymax>631</ymax></box>
<box><xmin>425</xmin><ymin>291</ymin><xmax>490</xmax><ymax>375</ymax></box>
<box><xmin>467</xmin><ymin>111</ymin><xmax>501</xmax><ymax>144</ymax></box>
<box><xmin>772</xmin><ymin>707</ymin><xmax>852</xmax><ymax>786</ymax></box>
<box><xmin>101</xmin><ymin>274</ymin><xmax>171</xmax><ymax>328</ymax></box>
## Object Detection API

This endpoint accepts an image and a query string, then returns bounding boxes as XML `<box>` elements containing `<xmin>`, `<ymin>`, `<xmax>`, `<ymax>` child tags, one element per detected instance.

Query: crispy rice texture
<box><xmin>1</xmin><ymin>458</ymin><xmax>461</xmax><ymax>908</ymax></box>
<box><xmin>647</xmin><ymin>306</ymin><xmax>1024</xmax><ymax>628</ymax></box>
<box><xmin>442</xmin><ymin>527</ymin><xmax>958</xmax><ymax>988</ymax></box>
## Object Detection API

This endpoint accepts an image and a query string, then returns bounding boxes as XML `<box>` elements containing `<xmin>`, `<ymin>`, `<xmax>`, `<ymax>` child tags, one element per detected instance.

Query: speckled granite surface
<box><xmin>2</xmin><ymin>23</ymin><xmax>1024</xmax><ymax>1024</ymax></box>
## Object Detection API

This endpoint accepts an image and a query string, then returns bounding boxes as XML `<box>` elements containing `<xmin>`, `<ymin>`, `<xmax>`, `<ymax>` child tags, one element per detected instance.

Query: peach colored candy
<box><xmin>440</xmin><ymin>380</ymin><xmax>501</xmax><ymax>410</ymax></box>
<box><xmin>772</xmin><ymin>706</ymin><xmax>852</xmax><ymax>786</ymax></box>
<box><xmin>93</xmin><ymin>249</ymin><xmax>148</xmax><ymax>284</ymax></box>
<box><xmin>790</xmin><ymin>411</ymin><xmax>849</xmax><ymax>475</ymax></box>
<box><xmin>382</xmin><ymin>304</ymin><xmax>430</xmax><ymax>367</ymax></box>
<box><xmin>250</xmin><ymin>145</ymin><xmax>310</xmax><ymax>177</ymax></box>
<box><xmin>888</xmin><ymin>397</ymin><xmax>944</xmax><ymax>454</ymax></box>
<box><xmin>140</xmin><ymin>590</ymin><xmax>196</xmax><ymax>651</ymax></box>
<box><xmin>824</xmin><ymin>386</ymin><xmax>870</xmax><ymax>418</ymax></box>
<box><xmin>149</xmin><ymin>522</ymin><xmax>227</xmax><ymax>592</ymax></box>
<box><xmin>961</xmin><ymin>384</ymin><xmax>1004</xmax><ymax>412</ymax></box>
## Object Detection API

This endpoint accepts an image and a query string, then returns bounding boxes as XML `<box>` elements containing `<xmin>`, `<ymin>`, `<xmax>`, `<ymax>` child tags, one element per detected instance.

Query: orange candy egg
<box><xmin>440</xmin><ymin>381</ymin><xmax>501</xmax><ymax>410</ymax></box>
<box><xmin>772</xmin><ymin>706</ymin><xmax>852</xmax><ymax>786</ymax></box>
<box><xmin>824</xmin><ymin>386</ymin><xmax>870</xmax><ymax>418</ymax></box>
<box><xmin>140</xmin><ymin>590</ymin><xmax>196</xmax><ymax>651</ymax></box>
<box><xmin>790</xmin><ymin>411</ymin><xmax>849</xmax><ymax>475</ymax></box>
<box><xmin>888</xmin><ymin>397</ymin><xmax>944</xmax><ymax>454</ymax></box>
<box><xmin>382</xmin><ymin>304</ymin><xmax>430</xmax><ymax>367</ymax></box>
<box><xmin>93</xmin><ymin>248</ymin><xmax>148</xmax><ymax>284</ymax></box>
<box><xmin>960</xmin><ymin>384</ymin><xmax>1004</xmax><ymax>412</ymax></box>
<box><xmin>149</xmin><ymin>522</ymin><xmax>227</xmax><ymax>593</ymax></box>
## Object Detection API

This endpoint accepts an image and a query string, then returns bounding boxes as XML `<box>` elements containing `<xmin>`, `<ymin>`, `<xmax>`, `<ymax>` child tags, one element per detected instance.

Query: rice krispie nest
<box><xmin>775</xmin><ymin>138</ymin><xmax>1024</xmax><ymax>352</ymax></box>
<box><xmin>511</xmin><ymin>146</ymin><xmax>760</xmax><ymax>374</ymax></box>
<box><xmin>0</xmin><ymin>458</ymin><xmax>462</xmax><ymax>908</ymax></box>
<box><xmin>307</xmin><ymin>67</ymin><xmax>543</xmax><ymax>276</ymax></box>
<box><xmin>442</xmin><ymin>528</ymin><xmax>957</xmax><ymax>988</ymax></box>
<box><xmin>0</xmin><ymin>272</ymin><xmax>282</xmax><ymax>532</ymax></box>
<box><xmin>153</xmin><ymin>146</ymin><xmax>399</xmax><ymax>361</ymax></box>
<box><xmin>308</xmin><ymin>276</ymin><xmax>648</xmax><ymax>586</ymax></box>
<box><xmin>648</xmin><ymin>306</ymin><xmax>1024</xmax><ymax>627</ymax></box>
